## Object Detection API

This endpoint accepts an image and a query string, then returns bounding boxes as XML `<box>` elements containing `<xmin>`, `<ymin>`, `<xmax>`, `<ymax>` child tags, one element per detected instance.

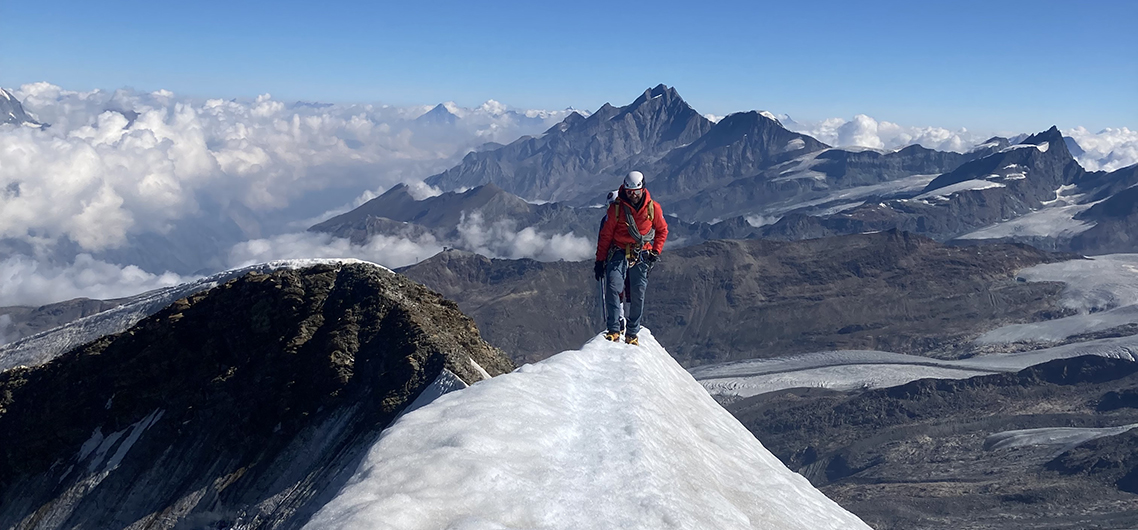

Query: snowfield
<box><xmin>957</xmin><ymin>202</ymin><xmax>1096</xmax><ymax>240</ymax></box>
<box><xmin>978</xmin><ymin>254</ymin><xmax>1138</xmax><ymax>343</ymax></box>
<box><xmin>305</xmin><ymin>329</ymin><xmax>871</xmax><ymax>530</ymax></box>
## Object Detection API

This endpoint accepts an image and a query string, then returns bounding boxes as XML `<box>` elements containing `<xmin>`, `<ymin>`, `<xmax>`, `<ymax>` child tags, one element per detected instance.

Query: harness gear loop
<box><xmin>607</xmin><ymin>199</ymin><xmax>656</xmax><ymax>267</ymax></box>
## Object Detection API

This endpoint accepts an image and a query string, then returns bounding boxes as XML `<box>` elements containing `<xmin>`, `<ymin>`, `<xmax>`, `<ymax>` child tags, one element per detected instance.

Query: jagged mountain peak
<box><xmin>1021</xmin><ymin>125</ymin><xmax>1063</xmax><ymax>146</ymax></box>
<box><xmin>624</xmin><ymin>83</ymin><xmax>692</xmax><ymax>114</ymax></box>
<box><xmin>415</xmin><ymin>103</ymin><xmax>459</xmax><ymax>125</ymax></box>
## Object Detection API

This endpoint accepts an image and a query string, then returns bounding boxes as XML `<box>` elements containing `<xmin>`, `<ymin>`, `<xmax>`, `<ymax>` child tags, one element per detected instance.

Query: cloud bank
<box><xmin>456</xmin><ymin>212</ymin><xmax>594</xmax><ymax>262</ymax></box>
<box><xmin>1065</xmin><ymin>127</ymin><xmax>1138</xmax><ymax>172</ymax></box>
<box><xmin>0</xmin><ymin>83</ymin><xmax>578</xmax><ymax>306</ymax></box>
<box><xmin>783</xmin><ymin>114</ymin><xmax>985</xmax><ymax>153</ymax></box>
<box><xmin>0</xmin><ymin>254</ymin><xmax>187</xmax><ymax>307</ymax></box>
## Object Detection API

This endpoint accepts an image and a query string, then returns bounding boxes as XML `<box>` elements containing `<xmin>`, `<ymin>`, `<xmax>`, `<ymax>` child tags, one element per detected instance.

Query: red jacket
<box><xmin>596</xmin><ymin>187</ymin><xmax>669</xmax><ymax>262</ymax></box>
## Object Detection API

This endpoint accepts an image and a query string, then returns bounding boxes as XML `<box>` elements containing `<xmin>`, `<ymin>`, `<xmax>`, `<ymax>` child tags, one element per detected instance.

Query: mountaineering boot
<box><xmin>625</xmin><ymin>334</ymin><xmax>639</xmax><ymax>346</ymax></box>
<box><xmin>604</xmin><ymin>330</ymin><xmax>622</xmax><ymax>342</ymax></box>
<box><xmin>619</xmin><ymin>317</ymin><xmax>626</xmax><ymax>334</ymax></box>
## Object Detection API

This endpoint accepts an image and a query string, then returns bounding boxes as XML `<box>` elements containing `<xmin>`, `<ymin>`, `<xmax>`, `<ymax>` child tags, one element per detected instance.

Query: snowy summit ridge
<box><xmin>306</xmin><ymin>329</ymin><xmax>870</xmax><ymax>530</ymax></box>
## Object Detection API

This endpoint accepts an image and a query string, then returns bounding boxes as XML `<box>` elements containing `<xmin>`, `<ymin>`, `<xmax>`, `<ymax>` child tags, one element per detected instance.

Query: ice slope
<box><xmin>304</xmin><ymin>329</ymin><xmax>871</xmax><ymax>530</ymax></box>
<box><xmin>0</xmin><ymin>258</ymin><xmax>382</xmax><ymax>372</ymax></box>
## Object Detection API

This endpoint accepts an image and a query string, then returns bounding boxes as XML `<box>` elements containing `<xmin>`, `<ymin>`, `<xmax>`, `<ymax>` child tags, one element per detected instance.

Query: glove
<box><xmin>644</xmin><ymin>250</ymin><xmax>660</xmax><ymax>264</ymax></box>
<box><xmin>594</xmin><ymin>261</ymin><xmax>606</xmax><ymax>281</ymax></box>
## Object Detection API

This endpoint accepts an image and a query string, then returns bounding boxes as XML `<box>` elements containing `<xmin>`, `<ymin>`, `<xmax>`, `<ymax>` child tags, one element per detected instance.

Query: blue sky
<box><xmin>2</xmin><ymin>0</ymin><xmax>1134</xmax><ymax>133</ymax></box>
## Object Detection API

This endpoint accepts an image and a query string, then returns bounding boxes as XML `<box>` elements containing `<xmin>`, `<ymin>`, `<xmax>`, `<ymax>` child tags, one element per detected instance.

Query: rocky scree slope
<box><xmin>0</xmin><ymin>262</ymin><xmax>513</xmax><ymax>530</ymax></box>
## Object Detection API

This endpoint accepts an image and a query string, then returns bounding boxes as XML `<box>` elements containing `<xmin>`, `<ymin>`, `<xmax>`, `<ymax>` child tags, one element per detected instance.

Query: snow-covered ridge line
<box><xmin>305</xmin><ymin>329</ymin><xmax>871</xmax><ymax>530</ymax></box>
<box><xmin>0</xmin><ymin>259</ymin><xmax>384</xmax><ymax>373</ymax></box>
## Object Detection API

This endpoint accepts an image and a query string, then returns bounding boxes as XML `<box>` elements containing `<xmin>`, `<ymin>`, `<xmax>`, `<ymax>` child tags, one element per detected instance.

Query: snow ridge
<box><xmin>305</xmin><ymin>329</ymin><xmax>870</xmax><ymax>530</ymax></box>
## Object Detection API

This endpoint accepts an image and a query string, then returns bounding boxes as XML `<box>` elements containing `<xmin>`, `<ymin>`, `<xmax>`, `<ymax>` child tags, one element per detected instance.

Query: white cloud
<box><xmin>0</xmin><ymin>254</ymin><xmax>188</xmax><ymax>307</ymax></box>
<box><xmin>784</xmin><ymin>114</ymin><xmax>984</xmax><ymax>153</ymax></box>
<box><xmin>456</xmin><ymin>211</ymin><xmax>593</xmax><ymax>261</ymax></box>
<box><xmin>227</xmin><ymin>231</ymin><xmax>444</xmax><ymax>270</ymax></box>
<box><xmin>1065</xmin><ymin>126</ymin><xmax>1138</xmax><ymax>172</ymax></box>
<box><xmin>3</xmin><ymin>84</ymin><xmax>573</xmax><ymax>251</ymax></box>
<box><xmin>837</xmin><ymin>115</ymin><xmax>886</xmax><ymax>149</ymax></box>
<box><xmin>404</xmin><ymin>180</ymin><xmax>444</xmax><ymax>200</ymax></box>
<box><xmin>0</xmin><ymin>82</ymin><xmax>578</xmax><ymax>304</ymax></box>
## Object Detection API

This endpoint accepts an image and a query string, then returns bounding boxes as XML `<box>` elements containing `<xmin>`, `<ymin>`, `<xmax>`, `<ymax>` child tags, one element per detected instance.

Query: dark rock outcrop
<box><xmin>0</xmin><ymin>262</ymin><xmax>513</xmax><ymax>530</ymax></box>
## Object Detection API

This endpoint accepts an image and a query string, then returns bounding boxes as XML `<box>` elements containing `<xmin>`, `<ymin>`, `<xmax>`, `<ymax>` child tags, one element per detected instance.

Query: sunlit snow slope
<box><xmin>305</xmin><ymin>329</ymin><xmax>871</xmax><ymax>530</ymax></box>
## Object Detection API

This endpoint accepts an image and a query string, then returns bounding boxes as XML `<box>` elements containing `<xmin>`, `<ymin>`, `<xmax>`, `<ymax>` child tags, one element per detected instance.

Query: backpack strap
<box><xmin>622</xmin><ymin>200</ymin><xmax>655</xmax><ymax>248</ymax></box>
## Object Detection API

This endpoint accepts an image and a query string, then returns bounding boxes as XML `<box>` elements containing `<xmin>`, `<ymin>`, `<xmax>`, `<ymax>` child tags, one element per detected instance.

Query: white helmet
<box><xmin>624</xmin><ymin>170</ymin><xmax>645</xmax><ymax>190</ymax></box>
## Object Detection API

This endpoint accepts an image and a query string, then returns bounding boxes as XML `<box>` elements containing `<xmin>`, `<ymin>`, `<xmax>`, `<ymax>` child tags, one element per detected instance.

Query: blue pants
<box><xmin>605</xmin><ymin>256</ymin><xmax>650</xmax><ymax>337</ymax></box>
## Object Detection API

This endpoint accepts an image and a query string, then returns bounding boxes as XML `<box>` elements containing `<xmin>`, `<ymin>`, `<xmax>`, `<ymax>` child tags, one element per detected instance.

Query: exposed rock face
<box><xmin>728</xmin><ymin>355</ymin><xmax>1138</xmax><ymax>530</ymax></box>
<box><xmin>399</xmin><ymin>232</ymin><xmax>1071</xmax><ymax>365</ymax></box>
<box><xmin>425</xmin><ymin>84</ymin><xmax>714</xmax><ymax>202</ymax></box>
<box><xmin>647</xmin><ymin>110</ymin><xmax>828</xmax><ymax>202</ymax></box>
<box><xmin>1069</xmin><ymin>164</ymin><xmax>1138</xmax><ymax>255</ymax></box>
<box><xmin>0</xmin><ymin>263</ymin><xmax>513</xmax><ymax>530</ymax></box>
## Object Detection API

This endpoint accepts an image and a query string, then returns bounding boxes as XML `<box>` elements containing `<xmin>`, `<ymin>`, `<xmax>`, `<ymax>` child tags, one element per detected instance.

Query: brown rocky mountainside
<box><xmin>730</xmin><ymin>355</ymin><xmax>1138</xmax><ymax>530</ymax></box>
<box><xmin>399</xmin><ymin>230</ymin><xmax>1074</xmax><ymax>365</ymax></box>
<box><xmin>0</xmin><ymin>262</ymin><xmax>513</xmax><ymax>530</ymax></box>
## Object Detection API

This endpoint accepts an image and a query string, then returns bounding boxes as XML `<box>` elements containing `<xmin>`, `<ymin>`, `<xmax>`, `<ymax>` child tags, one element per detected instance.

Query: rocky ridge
<box><xmin>0</xmin><ymin>262</ymin><xmax>513</xmax><ymax>530</ymax></box>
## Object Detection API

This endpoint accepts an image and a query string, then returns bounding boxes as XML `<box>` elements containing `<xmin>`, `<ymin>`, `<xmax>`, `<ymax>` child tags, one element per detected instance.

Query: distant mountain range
<box><xmin>318</xmin><ymin>85</ymin><xmax>1138</xmax><ymax>257</ymax></box>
